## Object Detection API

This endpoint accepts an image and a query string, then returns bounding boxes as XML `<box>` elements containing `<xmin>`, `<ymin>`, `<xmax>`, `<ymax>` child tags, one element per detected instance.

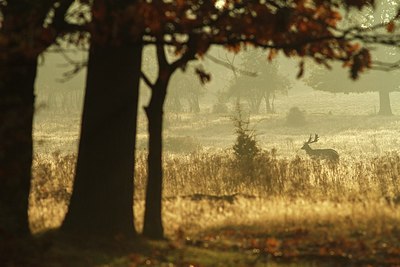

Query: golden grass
<box><xmin>29</xmin><ymin>150</ymin><xmax>400</xmax><ymax>240</ymax></box>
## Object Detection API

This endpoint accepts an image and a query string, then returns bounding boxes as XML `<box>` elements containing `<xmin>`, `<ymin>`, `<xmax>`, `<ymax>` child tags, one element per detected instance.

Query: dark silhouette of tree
<box><xmin>141</xmin><ymin>41</ymin><xmax>197</xmax><ymax>239</ymax></box>
<box><xmin>61</xmin><ymin>0</ymin><xmax>143</xmax><ymax>238</ymax></box>
<box><xmin>0</xmin><ymin>0</ymin><xmax>80</xmax><ymax>238</ymax></box>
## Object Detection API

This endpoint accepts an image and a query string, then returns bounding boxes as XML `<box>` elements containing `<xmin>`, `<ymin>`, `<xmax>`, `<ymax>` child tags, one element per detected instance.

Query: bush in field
<box><xmin>286</xmin><ymin>106</ymin><xmax>306</xmax><ymax>127</ymax></box>
<box><xmin>231</xmin><ymin>104</ymin><xmax>260</xmax><ymax>167</ymax></box>
<box><xmin>163</xmin><ymin>136</ymin><xmax>202</xmax><ymax>153</ymax></box>
<box><xmin>212</xmin><ymin>102</ymin><xmax>229</xmax><ymax>114</ymax></box>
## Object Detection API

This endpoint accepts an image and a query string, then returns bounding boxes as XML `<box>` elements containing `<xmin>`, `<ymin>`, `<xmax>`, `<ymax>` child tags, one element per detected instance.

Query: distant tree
<box><xmin>166</xmin><ymin>69</ymin><xmax>205</xmax><ymax>113</ymax></box>
<box><xmin>227</xmin><ymin>49</ymin><xmax>291</xmax><ymax>114</ymax></box>
<box><xmin>305</xmin><ymin>0</ymin><xmax>400</xmax><ymax>116</ymax></box>
<box><xmin>305</xmin><ymin>63</ymin><xmax>399</xmax><ymax>115</ymax></box>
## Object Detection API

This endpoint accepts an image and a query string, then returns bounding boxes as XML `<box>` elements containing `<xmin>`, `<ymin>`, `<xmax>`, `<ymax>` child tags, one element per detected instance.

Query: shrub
<box><xmin>286</xmin><ymin>106</ymin><xmax>306</xmax><ymax>127</ymax></box>
<box><xmin>212</xmin><ymin>102</ymin><xmax>229</xmax><ymax>114</ymax></box>
<box><xmin>163</xmin><ymin>136</ymin><xmax>202</xmax><ymax>153</ymax></box>
<box><xmin>231</xmin><ymin>104</ymin><xmax>260</xmax><ymax>164</ymax></box>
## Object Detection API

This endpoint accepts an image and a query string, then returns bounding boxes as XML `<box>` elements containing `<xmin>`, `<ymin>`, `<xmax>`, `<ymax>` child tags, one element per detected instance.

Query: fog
<box><xmin>33</xmin><ymin>43</ymin><xmax>400</xmax><ymax>158</ymax></box>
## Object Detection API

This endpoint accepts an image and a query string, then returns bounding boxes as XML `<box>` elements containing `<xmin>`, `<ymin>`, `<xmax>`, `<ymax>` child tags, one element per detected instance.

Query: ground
<box><xmin>21</xmin><ymin>86</ymin><xmax>400</xmax><ymax>266</ymax></box>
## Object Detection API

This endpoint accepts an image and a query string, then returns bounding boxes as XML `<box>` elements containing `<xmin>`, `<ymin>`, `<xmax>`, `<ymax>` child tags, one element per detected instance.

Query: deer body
<box><xmin>301</xmin><ymin>134</ymin><xmax>339</xmax><ymax>162</ymax></box>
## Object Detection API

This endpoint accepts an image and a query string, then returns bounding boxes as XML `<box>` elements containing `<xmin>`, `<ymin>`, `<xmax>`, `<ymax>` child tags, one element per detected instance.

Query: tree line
<box><xmin>1</xmin><ymin>0</ymin><xmax>399</xmax><ymax>243</ymax></box>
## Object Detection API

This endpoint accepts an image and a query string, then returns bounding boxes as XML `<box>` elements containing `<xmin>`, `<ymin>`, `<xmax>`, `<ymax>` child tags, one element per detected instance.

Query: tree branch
<box><xmin>156</xmin><ymin>43</ymin><xmax>168</xmax><ymax>68</ymax></box>
<box><xmin>370</xmin><ymin>59</ymin><xmax>400</xmax><ymax>71</ymax></box>
<box><xmin>51</xmin><ymin>0</ymin><xmax>75</xmax><ymax>31</ymax></box>
<box><xmin>205</xmin><ymin>54</ymin><xmax>257</xmax><ymax>77</ymax></box>
<box><xmin>141</xmin><ymin>71</ymin><xmax>154</xmax><ymax>89</ymax></box>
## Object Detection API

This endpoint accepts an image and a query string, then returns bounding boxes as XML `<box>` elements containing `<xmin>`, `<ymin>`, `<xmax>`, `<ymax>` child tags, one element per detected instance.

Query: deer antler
<box><xmin>305</xmin><ymin>134</ymin><xmax>319</xmax><ymax>144</ymax></box>
<box><xmin>312</xmin><ymin>134</ymin><xmax>319</xmax><ymax>143</ymax></box>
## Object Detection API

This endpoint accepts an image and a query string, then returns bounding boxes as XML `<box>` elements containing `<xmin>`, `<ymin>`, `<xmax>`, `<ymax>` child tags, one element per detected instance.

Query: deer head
<box><xmin>301</xmin><ymin>134</ymin><xmax>319</xmax><ymax>150</ymax></box>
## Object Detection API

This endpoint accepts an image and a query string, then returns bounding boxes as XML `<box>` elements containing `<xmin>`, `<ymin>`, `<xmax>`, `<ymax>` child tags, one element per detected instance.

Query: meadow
<box><xmin>28</xmin><ymin>86</ymin><xmax>400</xmax><ymax>266</ymax></box>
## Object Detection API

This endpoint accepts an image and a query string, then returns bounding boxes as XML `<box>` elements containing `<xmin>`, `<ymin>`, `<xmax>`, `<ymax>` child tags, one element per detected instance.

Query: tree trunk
<box><xmin>264</xmin><ymin>91</ymin><xmax>273</xmax><ymax>114</ymax></box>
<box><xmin>188</xmin><ymin>95</ymin><xmax>200</xmax><ymax>113</ymax></box>
<box><xmin>62</xmin><ymin>43</ymin><xmax>143</xmax><ymax>238</ymax></box>
<box><xmin>0</xmin><ymin>56</ymin><xmax>37</xmax><ymax>237</ymax></box>
<box><xmin>378</xmin><ymin>90</ymin><xmax>393</xmax><ymax>116</ymax></box>
<box><xmin>143</xmin><ymin>77</ymin><xmax>169</xmax><ymax>240</ymax></box>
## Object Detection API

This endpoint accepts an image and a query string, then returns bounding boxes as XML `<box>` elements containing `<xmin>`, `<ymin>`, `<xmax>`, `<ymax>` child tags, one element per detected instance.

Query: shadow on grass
<box><xmin>1</xmin><ymin>229</ymin><xmax>355</xmax><ymax>267</ymax></box>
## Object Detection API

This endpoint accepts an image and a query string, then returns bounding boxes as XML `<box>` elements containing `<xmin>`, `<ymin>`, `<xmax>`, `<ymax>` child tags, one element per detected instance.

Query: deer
<box><xmin>301</xmin><ymin>134</ymin><xmax>339</xmax><ymax>162</ymax></box>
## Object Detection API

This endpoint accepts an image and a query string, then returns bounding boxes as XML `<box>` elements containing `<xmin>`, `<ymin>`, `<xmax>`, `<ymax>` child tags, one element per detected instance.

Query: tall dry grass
<box><xmin>29</xmin><ymin>150</ymin><xmax>400</xmax><ymax>236</ymax></box>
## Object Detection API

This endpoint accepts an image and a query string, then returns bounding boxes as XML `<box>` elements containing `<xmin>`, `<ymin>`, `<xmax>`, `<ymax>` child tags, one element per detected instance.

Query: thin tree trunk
<box><xmin>143</xmin><ymin>78</ymin><xmax>169</xmax><ymax>239</ymax></box>
<box><xmin>141</xmin><ymin>43</ymin><xmax>195</xmax><ymax>240</ymax></box>
<box><xmin>264</xmin><ymin>91</ymin><xmax>273</xmax><ymax>114</ymax></box>
<box><xmin>0</xmin><ymin>57</ymin><xmax>37</xmax><ymax>237</ymax></box>
<box><xmin>378</xmin><ymin>90</ymin><xmax>392</xmax><ymax>116</ymax></box>
<box><xmin>189</xmin><ymin>95</ymin><xmax>200</xmax><ymax>113</ymax></box>
<box><xmin>62</xmin><ymin>43</ymin><xmax>142</xmax><ymax>238</ymax></box>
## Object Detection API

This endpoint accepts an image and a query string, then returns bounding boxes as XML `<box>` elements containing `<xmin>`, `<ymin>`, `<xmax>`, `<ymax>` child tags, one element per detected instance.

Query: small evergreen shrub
<box><xmin>231</xmin><ymin>104</ymin><xmax>260</xmax><ymax>164</ymax></box>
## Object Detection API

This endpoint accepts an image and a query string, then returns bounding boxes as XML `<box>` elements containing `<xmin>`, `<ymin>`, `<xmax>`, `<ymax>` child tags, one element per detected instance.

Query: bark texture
<box><xmin>62</xmin><ymin>43</ymin><xmax>142</xmax><ymax>237</ymax></box>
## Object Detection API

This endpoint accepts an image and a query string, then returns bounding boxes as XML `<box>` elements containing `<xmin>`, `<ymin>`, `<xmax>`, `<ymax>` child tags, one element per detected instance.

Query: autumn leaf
<box><xmin>265</xmin><ymin>237</ymin><xmax>282</xmax><ymax>254</ymax></box>
<box><xmin>267</xmin><ymin>49</ymin><xmax>277</xmax><ymax>61</ymax></box>
<box><xmin>195</xmin><ymin>67</ymin><xmax>211</xmax><ymax>84</ymax></box>
<box><xmin>297</xmin><ymin>60</ymin><xmax>305</xmax><ymax>79</ymax></box>
<box><xmin>386</xmin><ymin>21</ymin><xmax>395</xmax><ymax>33</ymax></box>
<box><xmin>350</xmin><ymin>48</ymin><xmax>371</xmax><ymax>79</ymax></box>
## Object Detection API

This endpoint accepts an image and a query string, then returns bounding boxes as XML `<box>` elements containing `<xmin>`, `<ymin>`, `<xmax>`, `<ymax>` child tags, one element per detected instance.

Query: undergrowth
<box><xmin>30</xmin><ymin>151</ymin><xmax>400</xmax><ymax>234</ymax></box>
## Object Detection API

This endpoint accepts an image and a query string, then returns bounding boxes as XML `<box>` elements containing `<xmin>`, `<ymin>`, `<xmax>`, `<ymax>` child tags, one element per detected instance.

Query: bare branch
<box><xmin>371</xmin><ymin>59</ymin><xmax>400</xmax><ymax>71</ymax></box>
<box><xmin>57</xmin><ymin>47</ymin><xmax>87</xmax><ymax>82</ymax></box>
<box><xmin>141</xmin><ymin>71</ymin><xmax>154</xmax><ymax>89</ymax></box>
<box><xmin>206</xmin><ymin>54</ymin><xmax>257</xmax><ymax>77</ymax></box>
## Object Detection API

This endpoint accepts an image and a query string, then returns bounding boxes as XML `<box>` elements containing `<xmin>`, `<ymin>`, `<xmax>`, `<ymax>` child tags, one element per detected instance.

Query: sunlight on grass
<box><xmin>29</xmin><ymin>150</ymin><xmax>400</xmax><ymax>237</ymax></box>
<box><xmin>30</xmin><ymin>92</ymin><xmax>400</xmax><ymax>264</ymax></box>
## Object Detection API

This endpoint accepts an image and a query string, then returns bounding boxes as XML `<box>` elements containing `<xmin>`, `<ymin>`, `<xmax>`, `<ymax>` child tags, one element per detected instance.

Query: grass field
<box><xmin>27</xmin><ymin>85</ymin><xmax>400</xmax><ymax>266</ymax></box>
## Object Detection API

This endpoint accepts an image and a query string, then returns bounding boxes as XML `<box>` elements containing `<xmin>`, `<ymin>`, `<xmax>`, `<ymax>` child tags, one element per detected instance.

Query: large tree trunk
<box><xmin>378</xmin><ymin>90</ymin><xmax>393</xmax><ymax>116</ymax></box>
<box><xmin>143</xmin><ymin>76</ymin><xmax>170</xmax><ymax>240</ymax></box>
<box><xmin>0</xmin><ymin>56</ymin><xmax>37</xmax><ymax>237</ymax></box>
<box><xmin>62</xmin><ymin>43</ymin><xmax>142</xmax><ymax>238</ymax></box>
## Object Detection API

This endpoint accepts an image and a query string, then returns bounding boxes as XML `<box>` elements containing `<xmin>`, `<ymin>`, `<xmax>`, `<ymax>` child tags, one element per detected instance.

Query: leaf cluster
<box><xmin>3</xmin><ymin>0</ymin><xmax>398</xmax><ymax>78</ymax></box>
<box><xmin>130</xmin><ymin>0</ymin><xmax>388</xmax><ymax>79</ymax></box>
